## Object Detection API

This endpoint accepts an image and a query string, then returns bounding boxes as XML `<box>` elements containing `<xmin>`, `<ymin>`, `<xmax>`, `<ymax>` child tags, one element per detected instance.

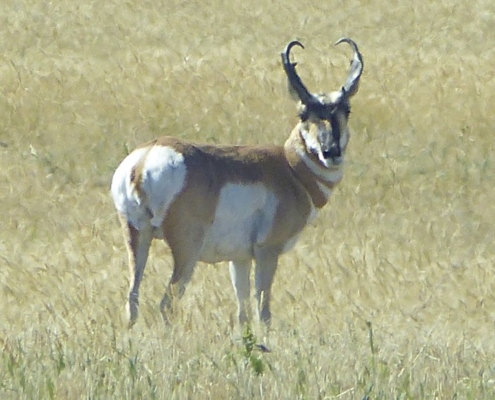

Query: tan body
<box><xmin>111</xmin><ymin>38</ymin><xmax>363</xmax><ymax>327</ymax></box>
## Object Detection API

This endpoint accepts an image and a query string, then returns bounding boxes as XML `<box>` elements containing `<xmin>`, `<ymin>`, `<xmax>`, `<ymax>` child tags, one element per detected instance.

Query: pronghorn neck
<box><xmin>284</xmin><ymin>126</ymin><xmax>344</xmax><ymax>208</ymax></box>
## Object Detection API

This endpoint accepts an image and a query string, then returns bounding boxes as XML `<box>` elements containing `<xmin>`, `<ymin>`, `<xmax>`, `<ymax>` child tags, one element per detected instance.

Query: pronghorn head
<box><xmin>282</xmin><ymin>38</ymin><xmax>363</xmax><ymax>169</ymax></box>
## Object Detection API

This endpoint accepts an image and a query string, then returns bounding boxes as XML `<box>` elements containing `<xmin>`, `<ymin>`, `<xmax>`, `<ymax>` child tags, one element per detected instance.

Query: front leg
<box><xmin>254</xmin><ymin>246</ymin><xmax>280</xmax><ymax>327</ymax></box>
<box><xmin>229</xmin><ymin>259</ymin><xmax>252</xmax><ymax>326</ymax></box>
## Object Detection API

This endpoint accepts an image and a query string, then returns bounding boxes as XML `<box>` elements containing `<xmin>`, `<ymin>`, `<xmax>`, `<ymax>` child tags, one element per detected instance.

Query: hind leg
<box><xmin>159</xmin><ymin>254</ymin><xmax>199</xmax><ymax>324</ymax></box>
<box><xmin>119</xmin><ymin>214</ymin><xmax>153</xmax><ymax>328</ymax></box>
<box><xmin>160</xmin><ymin>224</ymin><xmax>207</xmax><ymax>324</ymax></box>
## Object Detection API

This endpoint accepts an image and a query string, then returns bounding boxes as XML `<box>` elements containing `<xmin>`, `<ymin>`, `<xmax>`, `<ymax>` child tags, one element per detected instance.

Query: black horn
<box><xmin>281</xmin><ymin>41</ymin><xmax>314</xmax><ymax>105</ymax></box>
<box><xmin>335</xmin><ymin>37</ymin><xmax>363</xmax><ymax>97</ymax></box>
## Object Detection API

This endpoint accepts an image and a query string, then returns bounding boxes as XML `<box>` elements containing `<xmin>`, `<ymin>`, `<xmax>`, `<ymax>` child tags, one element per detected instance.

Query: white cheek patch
<box><xmin>300</xmin><ymin>127</ymin><xmax>320</xmax><ymax>155</ymax></box>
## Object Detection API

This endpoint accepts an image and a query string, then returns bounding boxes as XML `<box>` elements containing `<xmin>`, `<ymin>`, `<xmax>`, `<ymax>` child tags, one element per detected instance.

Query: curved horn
<box><xmin>335</xmin><ymin>37</ymin><xmax>363</xmax><ymax>97</ymax></box>
<box><xmin>281</xmin><ymin>41</ymin><xmax>314</xmax><ymax>104</ymax></box>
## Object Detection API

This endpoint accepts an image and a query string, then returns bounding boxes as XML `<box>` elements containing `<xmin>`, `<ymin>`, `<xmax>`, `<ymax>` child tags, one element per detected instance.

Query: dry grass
<box><xmin>2</xmin><ymin>0</ymin><xmax>495</xmax><ymax>398</ymax></box>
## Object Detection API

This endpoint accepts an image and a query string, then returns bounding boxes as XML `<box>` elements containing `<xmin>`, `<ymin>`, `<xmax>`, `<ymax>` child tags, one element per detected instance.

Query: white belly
<box><xmin>199</xmin><ymin>183</ymin><xmax>278</xmax><ymax>263</ymax></box>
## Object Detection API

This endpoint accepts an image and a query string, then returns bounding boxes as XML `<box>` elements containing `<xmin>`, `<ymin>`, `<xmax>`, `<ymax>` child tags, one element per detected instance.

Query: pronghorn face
<box><xmin>282</xmin><ymin>38</ymin><xmax>363</xmax><ymax>169</ymax></box>
<box><xmin>297</xmin><ymin>91</ymin><xmax>351</xmax><ymax>169</ymax></box>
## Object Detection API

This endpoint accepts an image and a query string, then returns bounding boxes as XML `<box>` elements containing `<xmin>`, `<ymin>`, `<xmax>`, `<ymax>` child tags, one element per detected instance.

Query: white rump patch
<box><xmin>140</xmin><ymin>146</ymin><xmax>187</xmax><ymax>227</ymax></box>
<box><xmin>111</xmin><ymin>147</ymin><xmax>149</xmax><ymax>228</ymax></box>
<box><xmin>111</xmin><ymin>145</ymin><xmax>187</xmax><ymax>229</ymax></box>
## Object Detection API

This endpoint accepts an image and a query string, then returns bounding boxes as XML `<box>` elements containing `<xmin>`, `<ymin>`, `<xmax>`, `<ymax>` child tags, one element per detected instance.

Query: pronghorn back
<box><xmin>111</xmin><ymin>38</ymin><xmax>363</xmax><ymax>328</ymax></box>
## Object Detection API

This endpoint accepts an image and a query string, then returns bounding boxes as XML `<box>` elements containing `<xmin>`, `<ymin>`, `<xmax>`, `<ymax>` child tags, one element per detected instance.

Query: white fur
<box><xmin>111</xmin><ymin>147</ymin><xmax>149</xmax><ymax>229</ymax></box>
<box><xmin>229</xmin><ymin>260</ymin><xmax>252</xmax><ymax>324</ymax></box>
<box><xmin>200</xmin><ymin>183</ymin><xmax>278</xmax><ymax>263</ymax></box>
<box><xmin>139</xmin><ymin>146</ymin><xmax>187</xmax><ymax>227</ymax></box>
<box><xmin>300</xmin><ymin>129</ymin><xmax>320</xmax><ymax>156</ymax></box>
<box><xmin>111</xmin><ymin>146</ymin><xmax>187</xmax><ymax>230</ymax></box>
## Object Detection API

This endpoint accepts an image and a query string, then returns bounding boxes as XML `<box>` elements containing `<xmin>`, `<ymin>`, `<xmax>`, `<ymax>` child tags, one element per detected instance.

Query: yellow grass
<box><xmin>2</xmin><ymin>0</ymin><xmax>495</xmax><ymax>398</ymax></box>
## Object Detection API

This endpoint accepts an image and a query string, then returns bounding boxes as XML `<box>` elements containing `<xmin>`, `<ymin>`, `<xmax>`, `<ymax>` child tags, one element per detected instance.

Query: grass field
<box><xmin>2</xmin><ymin>0</ymin><xmax>495</xmax><ymax>398</ymax></box>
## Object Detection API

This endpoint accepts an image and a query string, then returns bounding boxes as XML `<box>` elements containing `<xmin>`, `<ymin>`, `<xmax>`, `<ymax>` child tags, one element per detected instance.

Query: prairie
<box><xmin>1</xmin><ymin>0</ymin><xmax>495</xmax><ymax>398</ymax></box>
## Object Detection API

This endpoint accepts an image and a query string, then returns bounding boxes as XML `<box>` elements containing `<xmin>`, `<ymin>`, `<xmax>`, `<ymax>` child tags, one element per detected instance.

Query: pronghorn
<box><xmin>111</xmin><ymin>38</ymin><xmax>363</xmax><ymax>328</ymax></box>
